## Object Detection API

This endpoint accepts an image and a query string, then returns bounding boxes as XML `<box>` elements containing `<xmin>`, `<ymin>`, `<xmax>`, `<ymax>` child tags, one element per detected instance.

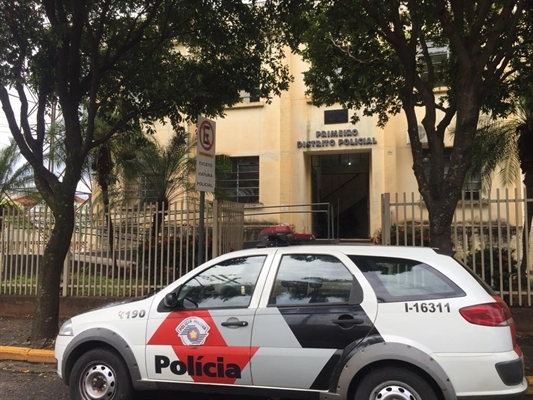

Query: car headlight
<box><xmin>58</xmin><ymin>319</ymin><xmax>74</xmax><ymax>336</ymax></box>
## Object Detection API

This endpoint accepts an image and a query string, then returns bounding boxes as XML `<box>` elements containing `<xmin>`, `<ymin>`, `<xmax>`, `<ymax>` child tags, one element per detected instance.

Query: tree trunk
<box><xmin>102</xmin><ymin>186</ymin><xmax>120</xmax><ymax>277</ymax></box>
<box><xmin>96</xmin><ymin>145</ymin><xmax>115</xmax><ymax>252</ymax></box>
<box><xmin>150</xmin><ymin>199</ymin><xmax>169</xmax><ymax>239</ymax></box>
<box><xmin>101</xmin><ymin>184</ymin><xmax>114</xmax><ymax>252</ymax></box>
<box><xmin>519</xmin><ymin>128</ymin><xmax>533</xmax><ymax>273</ymax></box>
<box><xmin>425</xmin><ymin>199</ymin><xmax>457</xmax><ymax>251</ymax></box>
<box><xmin>30</xmin><ymin>199</ymin><xmax>75</xmax><ymax>343</ymax></box>
<box><xmin>520</xmin><ymin>172</ymin><xmax>533</xmax><ymax>272</ymax></box>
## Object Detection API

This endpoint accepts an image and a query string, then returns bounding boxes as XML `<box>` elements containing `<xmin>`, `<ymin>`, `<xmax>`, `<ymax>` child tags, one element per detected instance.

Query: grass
<box><xmin>0</xmin><ymin>273</ymin><xmax>158</xmax><ymax>297</ymax></box>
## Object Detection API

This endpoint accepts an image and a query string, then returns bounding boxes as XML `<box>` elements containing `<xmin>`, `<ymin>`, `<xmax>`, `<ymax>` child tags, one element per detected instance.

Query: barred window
<box><xmin>239</xmin><ymin>90</ymin><xmax>260</xmax><ymax>103</ymax></box>
<box><xmin>422</xmin><ymin>149</ymin><xmax>481</xmax><ymax>200</ymax></box>
<box><xmin>218</xmin><ymin>156</ymin><xmax>259</xmax><ymax>204</ymax></box>
<box><xmin>123</xmin><ymin>176</ymin><xmax>160</xmax><ymax>203</ymax></box>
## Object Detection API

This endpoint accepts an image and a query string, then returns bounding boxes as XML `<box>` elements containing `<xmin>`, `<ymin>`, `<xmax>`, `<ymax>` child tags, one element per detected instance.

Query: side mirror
<box><xmin>163</xmin><ymin>292</ymin><xmax>178</xmax><ymax>308</ymax></box>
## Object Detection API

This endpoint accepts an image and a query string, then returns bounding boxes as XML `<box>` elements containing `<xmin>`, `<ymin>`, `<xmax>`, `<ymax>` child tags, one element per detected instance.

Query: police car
<box><xmin>55</xmin><ymin>245</ymin><xmax>528</xmax><ymax>400</ymax></box>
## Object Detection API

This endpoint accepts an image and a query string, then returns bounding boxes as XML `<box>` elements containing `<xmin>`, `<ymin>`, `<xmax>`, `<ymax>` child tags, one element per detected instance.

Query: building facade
<box><xmin>187</xmin><ymin>52</ymin><xmax>523</xmax><ymax>241</ymax></box>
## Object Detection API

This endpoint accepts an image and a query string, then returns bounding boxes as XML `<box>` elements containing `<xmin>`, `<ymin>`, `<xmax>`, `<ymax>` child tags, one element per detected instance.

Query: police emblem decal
<box><xmin>176</xmin><ymin>316</ymin><xmax>210</xmax><ymax>346</ymax></box>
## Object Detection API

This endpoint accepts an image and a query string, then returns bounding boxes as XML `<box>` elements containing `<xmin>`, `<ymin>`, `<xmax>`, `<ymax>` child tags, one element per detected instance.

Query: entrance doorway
<box><xmin>311</xmin><ymin>153</ymin><xmax>370</xmax><ymax>239</ymax></box>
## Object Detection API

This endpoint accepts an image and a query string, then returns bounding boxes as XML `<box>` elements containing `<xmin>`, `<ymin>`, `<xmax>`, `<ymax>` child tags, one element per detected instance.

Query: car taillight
<box><xmin>459</xmin><ymin>296</ymin><xmax>513</xmax><ymax>326</ymax></box>
<box><xmin>460</xmin><ymin>296</ymin><xmax>521</xmax><ymax>356</ymax></box>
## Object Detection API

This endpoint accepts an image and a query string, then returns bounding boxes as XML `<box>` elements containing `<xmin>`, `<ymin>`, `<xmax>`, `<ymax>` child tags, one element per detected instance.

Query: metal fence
<box><xmin>381</xmin><ymin>189</ymin><xmax>532</xmax><ymax>305</ymax></box>
<box><xmin>0</xmin><ymin>199</ymin><xmax>244</xmax><ymax>297</ymax></box>
<box><xmin>4</xmin><ymin>190</ymin><xmax>532</xmax><ymax>305</ymax></box>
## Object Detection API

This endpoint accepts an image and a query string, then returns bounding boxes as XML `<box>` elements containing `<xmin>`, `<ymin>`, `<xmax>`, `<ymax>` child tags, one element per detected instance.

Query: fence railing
<box><xmin>0</xmin><ymin>199</ymin><xmax>244</xmax><ymax>297</ymax></box>
<box><xmin>381</xmin><ymin>189</ymin><xmax>532</xmax><ymax>306</ymax></box>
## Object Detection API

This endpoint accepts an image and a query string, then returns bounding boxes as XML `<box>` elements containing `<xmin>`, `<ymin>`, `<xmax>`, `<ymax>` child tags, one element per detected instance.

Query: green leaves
<box><xmin>122</xmin><ymin>128</ymin><xmax>195</xmax><ymax>205</ymax></box>
<box><xmin>284</xmin><ymin>1</ymin><xmax>530</xmax><ymax>249</ymax></box>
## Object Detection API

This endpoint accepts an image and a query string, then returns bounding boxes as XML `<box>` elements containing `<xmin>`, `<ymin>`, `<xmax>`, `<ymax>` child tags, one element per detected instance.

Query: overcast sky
<box><xmin>0</xmin><ymin>89</ymin><xmax>38</xmax><ymax>146</ymax></box>
<box><xmin>0</xmin><ymin>107</ymin><xmax>15</xmax><ymax>147</ymax></box>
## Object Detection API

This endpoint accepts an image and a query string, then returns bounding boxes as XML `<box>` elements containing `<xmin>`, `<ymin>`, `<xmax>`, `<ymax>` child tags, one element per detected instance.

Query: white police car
<box><xmin>55</xmin><ymin>245</ymin><xmax>527</xmax><ymax>400</ymax></box>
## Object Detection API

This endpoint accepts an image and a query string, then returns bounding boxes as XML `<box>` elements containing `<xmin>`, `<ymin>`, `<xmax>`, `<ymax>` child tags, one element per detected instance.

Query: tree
<box><xmin>466</xmin><ymin>98</ymin><xmax>533</xmax><ymax>271</ymax></box>
<box><xmin>464</xmin><ymin>118</ymin><xmax>520</xmax><ymax>195</ymax></box>
<box><xmin>122</xmin><ymin>129</ymin><xmax>195</xmax><ymax>238</ymax></box>
<box><xmin>281</xmin><ymin>0</ymin><xmax>530</xmax><ymax>249</ymax></box>
<box><xmin>0</xmin><ymin>0</ymin><xmax>290</xmax><ymax>342</ymax></box>
<box><xmin>91</xmin><ymin>120</ymin><xmax>148</xmax><ymax>254</ymax></box>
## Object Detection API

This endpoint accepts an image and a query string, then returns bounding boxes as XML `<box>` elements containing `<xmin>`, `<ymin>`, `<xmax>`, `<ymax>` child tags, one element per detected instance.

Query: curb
<box><xmin>0</xmin><ymin>345</ymin><xmax>55</xmax><ymax>364</ymax></box>
<box><xmin>0</xmin><ymin>346</ymin><xmax>532</xmax><ymax>396</ymax></box>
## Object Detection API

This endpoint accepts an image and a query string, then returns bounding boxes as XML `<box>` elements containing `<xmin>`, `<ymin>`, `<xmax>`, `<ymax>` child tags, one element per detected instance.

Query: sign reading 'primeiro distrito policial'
<box><xmin>296</xmin><ymin>129</ymin><xmax>377</xmax><ymax>149</ymax></box>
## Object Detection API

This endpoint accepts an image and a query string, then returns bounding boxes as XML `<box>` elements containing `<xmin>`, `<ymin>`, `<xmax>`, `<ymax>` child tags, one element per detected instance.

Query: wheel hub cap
<box><xmin>82</xmin><ymin>364</ymin><xmax>116</xmax><ymax>399</ymax></box>
<box><xmin>374</xmin><ymin>383</ymin><xmax>417</xmax><ymax>400</ymax></box>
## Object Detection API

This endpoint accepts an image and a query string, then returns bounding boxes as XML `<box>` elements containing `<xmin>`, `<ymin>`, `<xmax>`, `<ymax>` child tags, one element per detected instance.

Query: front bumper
<box><xmin>54</xmin><ymin>334</ymin><xmax>74</xmax><ymax>381</ymax></box>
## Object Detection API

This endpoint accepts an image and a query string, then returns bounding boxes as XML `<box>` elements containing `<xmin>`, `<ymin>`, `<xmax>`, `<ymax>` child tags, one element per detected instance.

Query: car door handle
<box><xmin>331</xmin><ymin>318</ymin><xmax>364</xmax><ymax>325</ymax></box>
<box><xmin>221</xmin><ymin>320</ymin><xmax>248</xmax><ymax>327</ymax></box>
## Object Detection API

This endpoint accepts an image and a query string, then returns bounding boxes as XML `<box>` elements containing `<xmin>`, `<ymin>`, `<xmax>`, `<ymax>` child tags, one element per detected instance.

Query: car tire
<box><xmin>69</xmin><ymin>347</ymin><xmax>134</xmax><ymax>400</ymax></box>
<box><xmin>354</xmin><ymin>366</ymin><xmax>438</xmax><ymax>400</ymax></box>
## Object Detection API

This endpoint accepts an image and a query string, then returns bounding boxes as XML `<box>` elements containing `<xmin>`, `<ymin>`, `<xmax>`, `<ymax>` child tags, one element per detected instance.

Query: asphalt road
<box><xmin>0</xmin><ymin>371</ymin><xmax>69</xmax><ymax>399</ymax></box>
<box><xmin>0</xmin><ymin>360</ymin><xmax>275</xmax><ymax>400</ymax></box>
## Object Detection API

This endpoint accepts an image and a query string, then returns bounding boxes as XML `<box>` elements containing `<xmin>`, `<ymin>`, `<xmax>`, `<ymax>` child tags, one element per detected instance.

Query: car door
<box><xmin>145</xmin><ymin>253</ymin><xmax>270</xmax><ymax>385</ymax></box>
<box><xmin>250</xmin><ymin>250</ymin><xmax>378</xmax><ymax>390</ymax></box>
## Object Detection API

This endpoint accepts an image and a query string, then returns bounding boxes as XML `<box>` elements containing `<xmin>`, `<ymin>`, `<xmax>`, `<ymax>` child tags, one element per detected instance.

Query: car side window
<box><xmin>269</xmin><ymin>254</ymin><xmax>354</xmax><ymax>306</ymax></box>
<box><xmin>178</xmin><ymin>255</ymin><xmax>266</xmax><ymax>309</ymax></box>
<box><xmin>348</xmin><ymin>255</ymin><xmax>465</xmax><ymax>302</ymax></box>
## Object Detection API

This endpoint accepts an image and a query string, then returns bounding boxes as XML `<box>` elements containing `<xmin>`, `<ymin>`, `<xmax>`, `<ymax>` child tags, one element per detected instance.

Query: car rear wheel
<box><xmin>354</xmin><ymin>366</ymin><xmax>438</xmax><ymax>400</ymax></box>
<box><xmin>69</xmin><ymin>348</ymin><xmax>134</xmax><ymax>400</ymax></box>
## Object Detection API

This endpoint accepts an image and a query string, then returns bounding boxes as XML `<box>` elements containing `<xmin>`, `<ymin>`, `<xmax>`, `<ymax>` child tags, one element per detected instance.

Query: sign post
<box><xmin>195</xmin><ymin>117</ymin><xmax>216</xmax><ymax>265</ymax></box>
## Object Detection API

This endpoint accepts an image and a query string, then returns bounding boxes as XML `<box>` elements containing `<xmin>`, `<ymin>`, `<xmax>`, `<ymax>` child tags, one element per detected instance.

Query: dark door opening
<box><xmin>311</xmin><ymin>153</ymin><xmax>370</xmax><ymax>239</ymax></box>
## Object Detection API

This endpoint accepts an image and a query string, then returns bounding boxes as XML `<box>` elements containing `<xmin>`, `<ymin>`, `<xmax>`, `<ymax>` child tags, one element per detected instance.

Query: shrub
<box><xmin>466</xmin><ymin>247</ymin><xmax>519</xmax><ymax>289</ymax></box>
<box><xmin>372</xmin><ymin>224</ymin><xmax>431</xmax><ymax>247</ymax></box>
<box><xmin>138</xmin><ymin>235</ymin><xmax>212</xmax><ymax>285</ymax></box>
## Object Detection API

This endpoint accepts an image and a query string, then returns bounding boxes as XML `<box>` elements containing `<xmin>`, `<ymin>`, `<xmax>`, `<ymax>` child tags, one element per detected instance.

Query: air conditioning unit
<box><xmin>406</xmin><ymin>123</ymin><xmax>428</xmax><ymax>144</ymax></box>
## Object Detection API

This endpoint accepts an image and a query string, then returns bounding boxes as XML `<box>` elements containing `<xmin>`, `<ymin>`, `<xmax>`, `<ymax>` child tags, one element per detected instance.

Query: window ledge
<box><xmin>417</xmin><ymin>198</ymin><xmax>489</xmax><ymax>208</ymax></box>
<box><xmin>457</xmin><ymin>199</ymin><xmax>489</xmax><ymax>206</ymax></box>
<box><xmin>228</xmin><ymin>101</ymin><xmax>265</xmax><ymax>110</ymax></box>
<box><xmin>244</xmin><ymin>203</ymin><xmax>264</xmax><ymax>209</ymax></box>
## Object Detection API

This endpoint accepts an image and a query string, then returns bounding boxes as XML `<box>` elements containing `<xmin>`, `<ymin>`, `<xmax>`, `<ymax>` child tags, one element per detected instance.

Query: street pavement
<box><xmin>0</xmin><ymin>357</ymin><xmax>268</xmax><ymax>400</ymax></box>
<box><xmin>0</xmin><ymin>344</ymin><xmax>531</xmax><ymax>399</ymax></box>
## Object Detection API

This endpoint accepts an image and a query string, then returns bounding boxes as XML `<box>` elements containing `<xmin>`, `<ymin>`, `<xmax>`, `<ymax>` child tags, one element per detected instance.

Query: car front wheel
<box><xmin>354</xmin><ymin>366</ymin><xmax>438</xmax><ymax>400</ymax></box>
<box><xmin>69</xmin><ymin>348</ymin><xmax>134</xmax><ymax>400</ymax></box>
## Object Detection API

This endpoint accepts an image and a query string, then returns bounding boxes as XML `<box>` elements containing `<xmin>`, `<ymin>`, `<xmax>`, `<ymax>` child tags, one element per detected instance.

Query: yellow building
<box><xmin>157</xmin><ymin>52</ymin><xmax>524</xmax><ymax>242</ymax></box>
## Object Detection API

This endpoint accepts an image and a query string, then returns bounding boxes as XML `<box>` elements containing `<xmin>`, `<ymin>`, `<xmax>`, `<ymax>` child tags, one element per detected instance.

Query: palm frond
<box><xmin>0</xmin><ymin>138</ymin><xmax>36</xmax><ymax>201</ymax></box>
<box><xmin>121</xmin><ymin>129</ymin><xmax>196</xmax><ymax>204</ymax></box>
<box><xmin>466</xmin><ymin>117</ymin><xmax>520</xmax><ymax>194</ymax></box>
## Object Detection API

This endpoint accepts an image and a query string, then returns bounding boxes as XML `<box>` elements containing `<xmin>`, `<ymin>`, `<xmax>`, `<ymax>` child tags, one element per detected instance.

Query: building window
<box><xmin>422</xmin><ymin>149</ymin><xmax>481</xmax><ymax>200</ymax></box>
<box><xmin>324</xmin><ymin>109</ymin><xmax>348</xmax><ymax>124</ymax></box>
<box><xmin>123</xmin><ymin>176</ymin><xmax>160</xmax><ymax>204</ymax></box>
<box><xmin>420</xmin><ymin>43</ymin><xmax>450</xmax><ymax>86</ymax></box>
<box><xmin>218</xmin><ymin>156</ymin><xmax>259</xmax><ymax>203</ymax></box>
<box><xmin>239</xmin><ymin>90</ymin><xmax>260</xmax><ymax>103</ymax></box>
